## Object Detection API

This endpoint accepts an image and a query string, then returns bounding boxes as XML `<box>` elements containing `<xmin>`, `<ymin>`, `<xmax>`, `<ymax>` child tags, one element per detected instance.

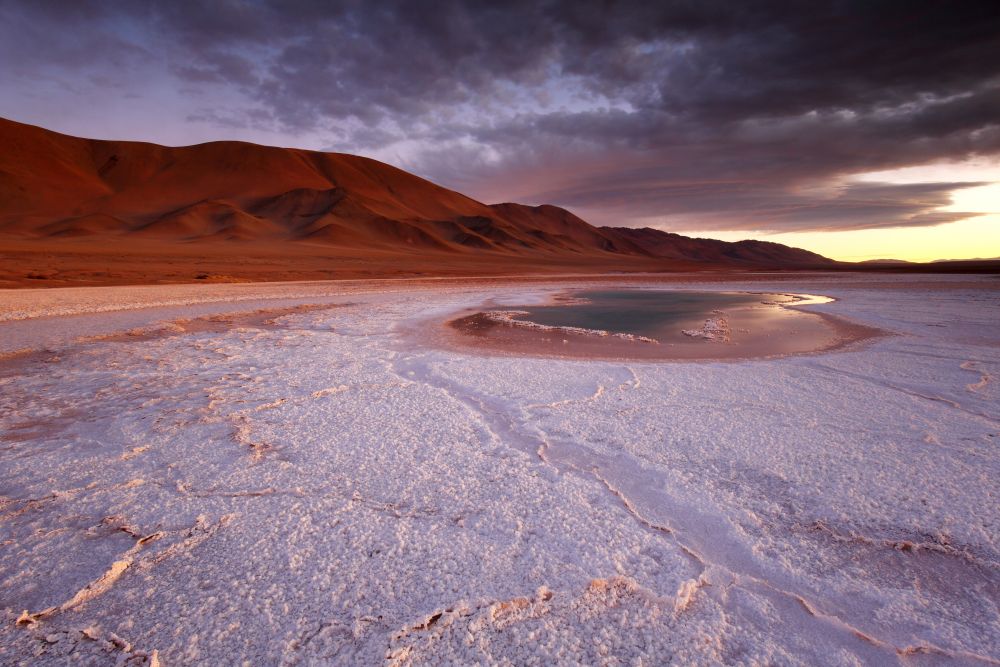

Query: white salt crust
<box><xmin>0</xmin><ymin>274</ymin><xmax>998</xmax><ymax>665</ymax></box>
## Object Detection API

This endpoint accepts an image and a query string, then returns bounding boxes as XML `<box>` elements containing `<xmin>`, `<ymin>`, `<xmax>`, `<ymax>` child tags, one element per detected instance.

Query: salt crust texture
<box><xmin>0</xmin><ymin>275</ymin><xmax>998</xmax><ymax>665</ymax></box>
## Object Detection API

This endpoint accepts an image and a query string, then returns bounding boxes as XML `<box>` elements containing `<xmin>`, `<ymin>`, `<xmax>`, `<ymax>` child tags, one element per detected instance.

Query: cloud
<box><xmin>0</xmin><ymin>0</ymin><xmax>997</xmax><ymax>233</ymax></box>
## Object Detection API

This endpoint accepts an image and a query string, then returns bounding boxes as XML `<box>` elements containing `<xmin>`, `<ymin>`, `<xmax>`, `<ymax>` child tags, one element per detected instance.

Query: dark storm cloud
<box><xmin>1</xmin><ymin>0</ymin><xmax>997</xmax><ymax>232</ymax></box>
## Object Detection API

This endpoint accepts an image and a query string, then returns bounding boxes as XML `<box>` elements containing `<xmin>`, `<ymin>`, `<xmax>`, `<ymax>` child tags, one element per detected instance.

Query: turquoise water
<box><xmin>517</xmin><ymin>290</ymin><xmax>763</xmax><ymax>338</ymax></box>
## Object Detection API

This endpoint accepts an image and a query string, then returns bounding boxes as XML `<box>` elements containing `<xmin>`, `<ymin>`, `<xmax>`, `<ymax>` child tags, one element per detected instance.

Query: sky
<box><xmin>1</xmin><ymin>0</ymin><xmax>997</xmax><ymax>262</ymax></box>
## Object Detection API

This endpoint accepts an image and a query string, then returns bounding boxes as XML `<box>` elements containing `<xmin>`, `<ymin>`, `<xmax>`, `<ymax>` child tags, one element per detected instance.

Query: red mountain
<box><xmin>0</xmin><ymin>117</ymin><xmax>835</xmax><ymax>286</ymax></box>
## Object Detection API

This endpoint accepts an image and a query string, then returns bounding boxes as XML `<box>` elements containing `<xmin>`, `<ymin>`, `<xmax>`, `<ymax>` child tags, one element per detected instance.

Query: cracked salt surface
<box><xmin>1</xmin><ymin>275</ymin><xmax>998</xmax><ymax>665</ymax></box>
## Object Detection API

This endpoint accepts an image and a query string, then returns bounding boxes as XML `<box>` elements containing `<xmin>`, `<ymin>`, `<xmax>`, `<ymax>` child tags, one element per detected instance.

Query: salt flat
<box><xmin>1</xmin><ymin>274</ymin><xmax>998</xmax><ymax>665</ymax></box>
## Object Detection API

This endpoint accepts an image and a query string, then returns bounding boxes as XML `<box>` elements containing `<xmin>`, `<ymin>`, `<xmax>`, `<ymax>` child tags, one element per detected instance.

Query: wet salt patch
<box><xmin>449</xmin><ymin>291</ymin><xmax>867</xmax><ymax>361</ymax></box>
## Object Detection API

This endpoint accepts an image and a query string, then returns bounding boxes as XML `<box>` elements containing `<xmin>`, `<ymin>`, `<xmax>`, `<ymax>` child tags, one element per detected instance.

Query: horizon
<box><xmin>1</xmin><ymin>1</ymin><xmax>998</xmax><ymax>262</ymax></box>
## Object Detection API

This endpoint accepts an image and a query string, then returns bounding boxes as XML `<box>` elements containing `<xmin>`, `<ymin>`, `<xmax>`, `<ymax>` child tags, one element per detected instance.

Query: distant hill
<box><xmin>603</xmin><ymin>227</ymin><xmax>833</xmax><ymax>267</ymax></box>
<box><xmin>0</xmin><ymin>117</ymin><xmax>838</xmax><ymax>286</ymax></box>
<box><xmin>859</xmin><ymin>259</ymin><xmax>913</xmax><ymax>264</ymax></box>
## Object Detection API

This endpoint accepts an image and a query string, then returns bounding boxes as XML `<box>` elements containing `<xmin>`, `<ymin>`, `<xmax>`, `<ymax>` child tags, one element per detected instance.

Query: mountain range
<box><xmin>1</xmin><ymin>117</ymin><xmax>838</xmax><ymax>286</ymax></box>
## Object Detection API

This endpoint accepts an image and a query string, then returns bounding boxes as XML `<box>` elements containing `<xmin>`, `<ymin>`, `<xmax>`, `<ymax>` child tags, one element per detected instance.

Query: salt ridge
<box><xmin>483</xmin><ymin>309</ymin><xmax>660</xmax><ymax>343</ymax></box>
